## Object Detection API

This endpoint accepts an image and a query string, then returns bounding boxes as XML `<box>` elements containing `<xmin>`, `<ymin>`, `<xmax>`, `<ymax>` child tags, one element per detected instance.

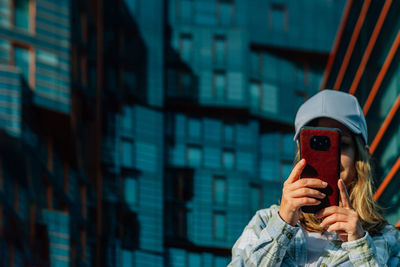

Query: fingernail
<box><xmin>322</xmin><ymin>181</ymin><xmax>328</xmax><ymax>187</ymax></box>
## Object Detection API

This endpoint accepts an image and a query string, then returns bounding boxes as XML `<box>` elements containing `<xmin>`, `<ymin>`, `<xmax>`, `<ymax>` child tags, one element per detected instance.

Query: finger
<box><xmin>289</xmin><ymin>188</ymin><xmax>326</xmax><ymax>199</ymax></box>
<box><xmin>290</xmin><ymin>178</ymin><xmax>328</xmax><ymax>190</ymax></box>
<box><xmin>319</xmin><ymin>213</ymin><xmax>348</xmax><ymax>229</ymax></box>
<box><xmin>315</xmin><ymin>206</ymin><xmax>344</xmax><ymax>218</ymax></box>
<box><xmin>326</xmin><ymin>222</ymin><xmax>347</xmax><ymax>233</ymax></box>
<box><xmin>285</xmin><ymin>159</ymin><xmax>306</xmax><ymax>184</ymax></box>
<box><xmin>292</xmin><ymin>197</ymin><xmax>321</xmax><ymax>208</ymax></box>
<box><xmin>338</xmin><ymin>179</ymin><xmax>352</xmax><ymax>209</ymax></box>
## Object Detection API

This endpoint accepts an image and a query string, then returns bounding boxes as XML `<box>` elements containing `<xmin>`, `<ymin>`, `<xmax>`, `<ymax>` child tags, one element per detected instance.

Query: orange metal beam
<box><xmin>349</xmin><ymin>0</ymin><xmax>392</xmax><ymax>95</ymax></box>
<box><xmin>333</xmin><ymin>0</ymin><xmax>371</xmax><ymax>90</ymax></box>
<box><xmin>320</xmin><ymin>0</ymin><xmax>354</xmax><ymax>90</ymax></box>
<box><xmin>363</xmin><ymin>29</ymin><xmax>400</xmax><ymax>115</ymax></box>
<box><xmin>369</xmin><ymin>94</ymin><xmax>400</xmax><ymax>154</ymax></box>
<box><xmin>374</xmin><ymin>155</ymin><xmax>400</xmax><ymax>201</ymax></box>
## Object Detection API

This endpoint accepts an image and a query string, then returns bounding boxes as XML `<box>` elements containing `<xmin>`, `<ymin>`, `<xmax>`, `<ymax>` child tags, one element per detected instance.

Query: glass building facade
<box><xmin>322</xmin><ymin>0</ymin><xmax>400</xmax><ymax>227</ymax></box>
<box><xmin>0</xmin><ymin>0</ymin><xmax>345</xmax><ymax>266</ymax></box>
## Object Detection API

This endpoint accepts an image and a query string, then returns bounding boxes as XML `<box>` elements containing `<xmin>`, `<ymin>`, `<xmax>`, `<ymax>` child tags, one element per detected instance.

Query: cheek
<box><xmin>340</xmin><ymin>153</ymin><xmax>356</xmax><ymax>183</ymax></box>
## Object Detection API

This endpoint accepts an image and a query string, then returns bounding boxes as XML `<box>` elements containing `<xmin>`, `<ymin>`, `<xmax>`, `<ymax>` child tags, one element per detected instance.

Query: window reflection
<box><xmin>222</xmin><ymin>149</ymin><xmax>234</xmax><ymax>169</ymax></box>
<box><xmin>282</xmin><ymin>133</ymin><xmax>295</xmax><ymax>157</ymax></box>
<box><xmin>217</xmin><ymin>0</ymin><xmax>234</xmax><ymax>26</ymax></box>
<box><xmin>213</xmin><ymin>212</ymin><xmax>226</xmax><ymax>240</ymax></box>
<box><xmin>249</xmin><ymin>81</ymin><xmax>261</xmax><ymax>109</ymax></box>
<box><xmin>281</xmin><ymin>162</ymin><xmax>293</xmax><ymax>181</ymax></box>
<box><xmin>188</xmin><ymin>253</ymin><xmax>201</xmax><ymax>267</ymax></box>
<box><xmin>180</xmin><ymin>34</ymin><xmax>193</xmax><ymax>62</ymax></box>
<box><xmin>223</xmin><ymin>123</ymin><xmax>234</xmax><ymax>143</ymax></box>
<box><xmin>213</xmin><ymin>176</ymin><xmax>226</xmax><ymax>205</ymax></box>
<box><xmin>122</xmin><ymin>250</ymin><xmax>133</xmax><ymax>267</ymax></box>
<box><xmin>270</xmin><ymin>4</ymin><xmax>287</xmax><ymax>31</ymax></box>
<box><xmin>260</xmin><ymin>158</ymin><xmax>279</xmax><ymax>181</ymax></box>
<box><xmin>250</xmin><ymin>185</ymin><xmax>262</xmax><ymax>213</ymax></box>
<box><xmin>214</xmin><ymin>36</ymin><xmax>226</xmax><ymax>65</ymax></box>
<box><xmin>188</xmin><ymin>118</ymin><xmax>202</xmax><ymax>138</ymax></box>
<box><xmin>13</xmin><ymin>45</ymin><xmax>30</xmax><ymax>83</ymax></box>
<box><xmin>121</xmin><ymin>138</ymin><xmax>134</xmax><ymax>167</ymax></box>
<box><xmin>122</xmin><ymin>105</ymin><xmax>134</xmax><ymax>130</ymax></box>
<box><xmin>214</xmin><ymin>71</ymin><xmax>226</xmax><ymax>100</ymax></box>
<box><xmin>180</xmin><ymin>0</ymin><xmax>193</xmax><ymax>23</ymax></box>
<box><xmin>124</xmin><ymin>177</ymin><xmax>138</xmax><ymax>209</ymax></box>
<box><xmin>14</xmin><ymin>0</ymin><xmax>30</xmax><ymax>30</ymax></box>
<box><xmin>187</xmin><ymin>145</ymin><xmax>202</xmax><ymax>167</ymax></box>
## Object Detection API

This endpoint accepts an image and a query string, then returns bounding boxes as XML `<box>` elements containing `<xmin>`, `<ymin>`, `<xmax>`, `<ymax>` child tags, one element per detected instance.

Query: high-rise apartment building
<box><xmin>322</xmin><ymin>0</ymin><xmax>400</xmax><ymax>227</ymax></box>
<box><xmin>0</xmin><ymin>0</ymin><xmax>345</xmax><ymax>266</ymax></box>
<box><xmin>165</xmin><ymin>0</ymin><xmax>345</xmax><ymax>265</ymax></box>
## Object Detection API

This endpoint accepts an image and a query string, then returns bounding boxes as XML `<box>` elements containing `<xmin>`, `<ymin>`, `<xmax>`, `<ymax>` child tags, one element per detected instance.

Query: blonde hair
<box><xmin>297</xmin><ymin>135</ymin><xmax>387</xmax><ymax>236</ymax></box>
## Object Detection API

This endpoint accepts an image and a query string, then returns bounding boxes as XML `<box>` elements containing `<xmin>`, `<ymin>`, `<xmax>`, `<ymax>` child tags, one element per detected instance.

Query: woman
<box><xmin>229</xmin><ymin>90</ymin><xmax>400</xmax><ymax>266</ymax></box>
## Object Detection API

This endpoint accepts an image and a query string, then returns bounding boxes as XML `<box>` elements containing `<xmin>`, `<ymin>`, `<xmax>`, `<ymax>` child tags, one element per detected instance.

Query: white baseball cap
<box><xmin>294</xmin><ymin>89</ymin><xmax>368</xmax><ymax>144</ymax></box>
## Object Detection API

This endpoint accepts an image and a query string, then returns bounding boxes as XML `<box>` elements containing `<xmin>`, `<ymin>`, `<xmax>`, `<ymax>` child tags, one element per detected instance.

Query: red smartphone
<box><xmin>299</xmin><ymin>127</ymin><xmax>341</xmax><ymax>213</ymax></box>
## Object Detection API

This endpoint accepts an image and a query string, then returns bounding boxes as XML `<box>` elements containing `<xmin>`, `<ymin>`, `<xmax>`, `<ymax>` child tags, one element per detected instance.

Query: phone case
<box><xmin>299</xmin><ymin>127</ymin><xmax>341</xmax><ymax>213</ymax></box>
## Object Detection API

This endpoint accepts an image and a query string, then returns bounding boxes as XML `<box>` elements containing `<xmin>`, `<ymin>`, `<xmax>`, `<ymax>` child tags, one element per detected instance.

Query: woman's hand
<box><xmin>316</xmin><ymin>179</ymin><xmax>365</xmax><ymax>242</ymax></box>
<box><xmin>279</xmin><ymin>159</ymin><xmax>328</xmax><ymax>226</ymax></box>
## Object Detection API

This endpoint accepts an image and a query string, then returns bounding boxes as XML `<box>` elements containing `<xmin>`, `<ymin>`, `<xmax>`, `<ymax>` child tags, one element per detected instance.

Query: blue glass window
<box><xmin>122</xmin><ymin>105</ymin><xmax>134</xmax><ymax>130</ymax></box>
<box><xmin>218</xmin><ymin>0</ymin><xmax>234</xmax><ymax>26</ymax></box>
<box><xmin>282</xmin><ymin>133</ymin><xmax>295</xmax><ymax>157</ymax></box>
<box><xmin>179</xmin><ymin>71</ymin><xmax>192</xmax><ymax>95</ymax></box>
<box><xmin>14</xmin><ymin>46</ymin><xmax>30</xmax><ymax>83</ymax></box>
<box><xmin>180</xmin><ymin>34</ymin><xmax>193</xmax><ymax>62</ymax></box>
<box><xmin>121</xmin><ymin>138</ymin><xmax>134</xmax><ymax>167</ymax></box>
<box><xmin>214</xmin><ymin>212</ymin><xmax>226</xmax><ymax>240</ymax></box>
<box><xmin>188</xmin><ymin>253</ymin><xmax>201</xmax><ymax>267</ymax></box>
<box><xmin>213</xmin><ymin>176</ymin><xmax>226</xmax><ymax>205</ymax></box>
<box><xmin>14</xmin><ymin>0</ymin><xmax>29</xmax><ymax>30</ymax></box>
<box><xmin>214</xmin><ymin>36</ymin><xmax>226</xmax><ymax>65</ymax></box>
<box><xmin>186</xmin><ymin>209</ymin><xmax>193</xmax><ymax>239</ymax></box>
<box><xmin>249</xmin><ymin>82</ymin><xmax>261</xmax><ymax>109</ymax></box>
<box><xmin>42</xmin><ymin>210</ymin><xmax>70</xmax><ymax>265</ymax></box>
<box><xmin>177</xmin><ymin>207</ymin><xmax>187</xmax><ymax>238</ymax></box>
<box><xmin>124</xmin><ymin>177</ymin><xmax>138</xmax><ymax>208</ymax></box>
<box><xmin>261</xmin><ymin>83</ymin><xmax>278</xmax><ymax>114</ymax></box>
<box><xmin>194</xmin><ymin>1</ymin><xmax>216</xmax><ymax>25</ymax></box>
<box><xmin>122</xmin><ymin>250</ymin><xmax>133</xmax><ymax>267</ymax></box>
<box><xmin>270</xmin><ymin>4</ymin><xmax>287</xmax><ymax>31</ymax></box>
<box><xmin>37</xmin><ymin>50</ymin><xmax>59</xmax><ymax>67</ymax></box>
<box><xmin>188</xmin><ymin>118</ymin><xmax>201</xmax><ymax>138</ymax></box>
<box><xmin>260</xmin><ymin>159</ymin><xmax>279</xmax><ymax>181</ymax></box>
<box><xmin>281</xmin><ymin>162</ymin><xmax>293</xmax><ymax>181</ymax></box>
<box><xmin>250</xmin><ymin>52</ymin><xmax>262</xmax><ymax>75</ymax></box>
<box><xmin>250</xmin><ymin>185</ymin><xmax>262</xmax><ymax>213</ymax></box>
<box><xmin>187</xmin><ymin>145</ymin><xmax>202</xmax><ymax>167</ymax></box>
<box><xmin>180</xmin><ymin>0</ymin><xmax>193</xmax><ymax>23</ymax></box>
<box><xmin>222</xmin><ymin>149</ymin><xmax>234</xmax><ymax>169</ymax></box>
<box><xmin>214</xmin><ymin>72</ymin><xmax>226</xmax><ymax>100</ymax></box>
<box><xmin>136</xmin><ymin>142</ymin><xmax>157</xmax><ymax>173</ymax></box>
<box><xmin>215</xmin><ymin>256</ymin><xmax>229</xmax><ymax>267</ymax></box>
<box><xmin>223</xmin><ymin>123</ymin><xmax>234</xmax><ymax>143</ymax></box>
<box><xmin>295</xmin><ymin>90</ymin><xmax>307</xmax><ymax>111</ymax></box>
